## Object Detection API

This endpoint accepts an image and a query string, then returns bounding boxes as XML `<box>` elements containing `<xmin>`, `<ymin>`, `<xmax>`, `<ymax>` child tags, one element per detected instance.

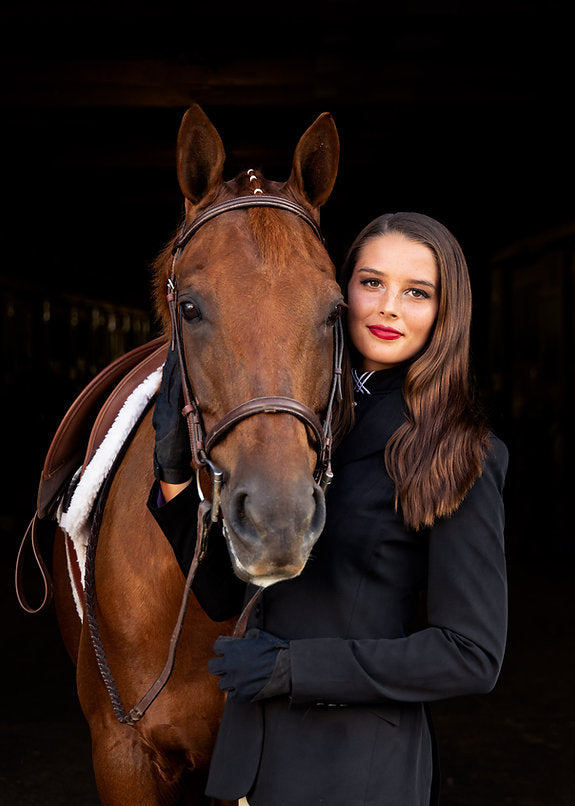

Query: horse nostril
<box><xmin>227</xmin><ymin>481</ymin><xmax>325</xmax><ymax>547</ymax></box>
<box><xmin>221</xmin><ymin>478</ymin><xmax>327</xmax><ymax>581</ymax></box>
<box><xmin>228</xmin><ymin>489</ymin><xmax>255</xmax><ymax>537</ymax></box>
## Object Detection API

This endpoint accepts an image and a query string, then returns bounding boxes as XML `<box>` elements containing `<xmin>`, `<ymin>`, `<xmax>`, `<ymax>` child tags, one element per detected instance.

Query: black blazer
<box><xmin>149</xmin><ymin>368</ymin><xmax>508</xmax><ymax>806</ymax></box>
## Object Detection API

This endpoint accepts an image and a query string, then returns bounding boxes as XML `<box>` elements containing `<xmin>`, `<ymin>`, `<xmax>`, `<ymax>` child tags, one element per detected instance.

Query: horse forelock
<box><xmin>248</xmin><ymin>207</ymin><xmax>311</xmax><ymax>268</ymax></box>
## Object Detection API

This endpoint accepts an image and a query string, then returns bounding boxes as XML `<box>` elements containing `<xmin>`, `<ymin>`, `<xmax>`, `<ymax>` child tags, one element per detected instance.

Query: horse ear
<box><xmin>287</xmin><ymin>112</ymin><xmax>340</xmax><ymax>208</ymax></box>
<box><xmin>177</xmin><ymin>104</ymin><xmax>226</xmax><ymax>204</ymax></box>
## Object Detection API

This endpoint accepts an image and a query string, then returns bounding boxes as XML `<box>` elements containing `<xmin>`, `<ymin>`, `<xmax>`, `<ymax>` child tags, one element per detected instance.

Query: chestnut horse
<box><xmin>52</xmin><ymin>104</ymin><xmax>342</xmax><ymax>804</ymax></box>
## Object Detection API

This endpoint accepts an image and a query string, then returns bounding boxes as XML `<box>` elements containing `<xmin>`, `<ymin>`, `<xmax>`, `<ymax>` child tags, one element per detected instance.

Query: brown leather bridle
<box><xmin>167</xmin><ymin>193</ymin><xmax>344</xmax><ymax>538</ymax></box>
<box><xmin>87</xmin><ymin>192</ymin><xmax>344</xmax><ymax>727</ymax></box>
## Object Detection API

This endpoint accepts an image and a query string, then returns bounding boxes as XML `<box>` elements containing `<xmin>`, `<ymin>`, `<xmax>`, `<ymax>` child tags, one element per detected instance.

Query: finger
<box><xmin>208</xmin><ymin>659</ymin><xmax>226</xmax><ymax>675</ymax></box>
<box><xmin>213</xmin><ymin>636</ymin><xmax>237</xmax><ymax>654</ymax></box>
<box><xmin>217</xmin><ymin>678</ymin><xmax>235</xmax><ymax>694</ymax></box>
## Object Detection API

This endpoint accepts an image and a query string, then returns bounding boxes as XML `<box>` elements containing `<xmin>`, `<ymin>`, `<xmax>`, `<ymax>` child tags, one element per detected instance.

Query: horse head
<box><xmin>155</xmin><ymin>104</ymin><xmax>343</xmax><ymax>586</ymax></box>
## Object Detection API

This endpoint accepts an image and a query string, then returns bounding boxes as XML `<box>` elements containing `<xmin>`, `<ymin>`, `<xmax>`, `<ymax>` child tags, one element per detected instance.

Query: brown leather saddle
<box><xmin>15</xmin><ymin>336</ymin><xmax>169</xmax><ymax>613</ymax></box>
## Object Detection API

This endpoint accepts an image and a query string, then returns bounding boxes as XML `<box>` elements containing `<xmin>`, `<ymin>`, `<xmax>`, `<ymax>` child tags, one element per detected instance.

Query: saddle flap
<box><xmin>37</xmin><ymin>336</ymin><xmax>168</xmax><ymax>518</ymax></box>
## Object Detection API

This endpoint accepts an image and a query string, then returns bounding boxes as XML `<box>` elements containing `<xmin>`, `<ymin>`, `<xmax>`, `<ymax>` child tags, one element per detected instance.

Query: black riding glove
<box><xmin>209</xmin><ymin>628</ymin><xmax>291</xmax><ymax>703</ymax></box>
<box><xmin>152</xmin><ymin>346</ymin><xmax>193</xmax><ymax>484</ymax></box>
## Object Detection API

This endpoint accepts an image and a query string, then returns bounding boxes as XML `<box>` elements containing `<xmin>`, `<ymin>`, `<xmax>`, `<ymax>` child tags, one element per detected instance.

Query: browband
<box><xmin>172</xmin><ymin>194</ymin><xmax>324</xmax><ymax>253</ymax></box>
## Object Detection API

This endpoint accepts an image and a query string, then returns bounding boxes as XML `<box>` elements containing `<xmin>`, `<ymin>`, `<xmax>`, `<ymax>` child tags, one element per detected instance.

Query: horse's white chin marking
<box><xmin>222</xmin><ymin>520</ymin><xmax>302</xmax><ymax>588</ymax></box>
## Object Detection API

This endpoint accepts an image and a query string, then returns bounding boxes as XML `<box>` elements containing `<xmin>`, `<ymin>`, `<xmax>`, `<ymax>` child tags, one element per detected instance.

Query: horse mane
<box><xmin>151</xmin><ymin>224</ymin><xmax>182</xmax><ymax>335</ymax></box>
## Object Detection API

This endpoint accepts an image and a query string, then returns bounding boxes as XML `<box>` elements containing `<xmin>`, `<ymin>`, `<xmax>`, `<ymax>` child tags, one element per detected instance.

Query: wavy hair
<box><xmin>339</xmin><ymin>212</ymin><xmax>489</xmax><ymax>529</ymax></box>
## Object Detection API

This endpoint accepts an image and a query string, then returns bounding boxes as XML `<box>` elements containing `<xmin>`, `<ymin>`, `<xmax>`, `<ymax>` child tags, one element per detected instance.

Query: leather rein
<box><xmin>88</xmin><ymin>192</ymin><xmax>343</xmax><ymax>727</ymax></box>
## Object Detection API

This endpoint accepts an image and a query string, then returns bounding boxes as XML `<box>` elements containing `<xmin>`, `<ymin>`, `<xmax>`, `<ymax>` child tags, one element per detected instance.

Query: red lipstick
<box><xmin>368</xmin><ymin>325</ymin><xmax>402</xmax><ymax>340</ymax></box>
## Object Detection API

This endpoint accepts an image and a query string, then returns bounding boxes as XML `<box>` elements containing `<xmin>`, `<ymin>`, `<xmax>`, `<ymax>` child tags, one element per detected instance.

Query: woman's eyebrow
<box><xmin>356</xmin><ymin>266</ymin><xmax>384</xmax><ymax>275</ymax></box>
<box><xmin>408</xmin><ymin>279</ymin><xmax>436</xmax><ymax>289</ymax></box>
<box><xmin>356</xmin><ymin>267</ymin><xmax>436</xmax><ymax>289</ymax></box>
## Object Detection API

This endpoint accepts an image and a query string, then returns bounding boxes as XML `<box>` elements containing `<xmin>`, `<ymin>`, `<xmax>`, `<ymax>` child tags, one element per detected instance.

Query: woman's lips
<box><xmin>368</xmin><ymin>325</ymin><xmax>402</xmax><ymax>340</ymax></box>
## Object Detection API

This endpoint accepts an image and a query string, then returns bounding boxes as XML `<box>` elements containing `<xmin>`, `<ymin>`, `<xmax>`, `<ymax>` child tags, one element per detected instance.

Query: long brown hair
<box><xmin>340</xmin><ymin>212</ymin><xmax>490</xmax><ymax>529</ymax></box>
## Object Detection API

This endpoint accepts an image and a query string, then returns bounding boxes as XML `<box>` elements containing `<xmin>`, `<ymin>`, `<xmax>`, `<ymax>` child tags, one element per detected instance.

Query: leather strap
<box><xmin>15</xmin><ymin>514</ymin><xmax>54</xmax><ymax>614</ymax></box>
<box><xmin>233</xmin><ymin>588</ymin><xmax>264</xmax><ymax>639</ymax></box>
<box><xmin>173</xmin><ymin>195</ymin><xmax>323</xmax><ymax>254</ymax></box>
<box><xmin>120</xmin><ymin>499</ymin><xmax>213</xmax><ymax>725</ymax></box>
<box><xmin>204</xmin><ymin>396</ymin><xmax>324</xmax><ymax>455</ymax></box>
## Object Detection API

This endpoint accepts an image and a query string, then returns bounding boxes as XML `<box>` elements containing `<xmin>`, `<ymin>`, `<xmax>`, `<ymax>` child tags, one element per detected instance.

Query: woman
<box><xmin>148</xmin><ymin>211</ymin><xmax>508</xmax><ymax>805</ymax></box>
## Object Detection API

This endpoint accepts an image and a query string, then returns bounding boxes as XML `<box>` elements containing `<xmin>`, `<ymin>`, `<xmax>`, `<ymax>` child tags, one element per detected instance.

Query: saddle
<box><xmin>15</xmin><ymin>335</ymin><xmax>169</xmax><ymax>613</ymax></box>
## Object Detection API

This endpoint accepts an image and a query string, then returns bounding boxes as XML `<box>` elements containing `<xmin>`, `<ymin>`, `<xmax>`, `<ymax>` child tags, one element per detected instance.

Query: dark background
<box><xmin>1</xmin><ymin>2</ymin><xmax>574</xmax><ymax>803</ymax></box>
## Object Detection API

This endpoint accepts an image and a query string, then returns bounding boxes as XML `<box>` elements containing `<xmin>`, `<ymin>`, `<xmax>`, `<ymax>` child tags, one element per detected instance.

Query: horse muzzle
<box><xmin>221</xmin><ymin>477</ymin><xmax>326</xmax><ymax>586</ymax></box>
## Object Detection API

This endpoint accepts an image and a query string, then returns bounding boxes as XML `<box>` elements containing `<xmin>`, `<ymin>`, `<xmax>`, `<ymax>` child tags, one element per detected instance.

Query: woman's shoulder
<box><xmin>486</xmin><ymin>432</ymin><xmax>509</xmax><ymax>466</ymax></box>
<box><xmin>482</xmin><ymin>432</ymin><xmax>509</xmax><ymax>489</ymax></box>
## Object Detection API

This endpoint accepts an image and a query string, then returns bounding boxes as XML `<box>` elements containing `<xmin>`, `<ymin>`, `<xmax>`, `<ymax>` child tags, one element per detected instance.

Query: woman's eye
<box><xmin>408</xmin><ymin>288</ymin><xmax>430</xmax><ymax>299</ymax></box>
<box><xmin>360</xmin><ymin>278</ymin><xmax>381</xmax><ymax>289</ymax></box>
<box><xmin>326</xmin><ymin>304</ymin><xmax>343</xmax><ymax>326</ymax></box>
<box><xmin>181</xmin><ymin>301</ymin><xmax>201</xmax><ymax>321</ymax></box>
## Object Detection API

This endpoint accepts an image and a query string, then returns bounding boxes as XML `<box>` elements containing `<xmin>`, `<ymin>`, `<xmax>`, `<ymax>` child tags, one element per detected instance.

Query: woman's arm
<box><xmin>147</xmin><ymin>480</ymin><xmax>246</xmax><ymax>621</ymax></box>
<box><xmin>160</xmin><ymin>479</ymin><xmax>192</xmax><ymax>501</ymax></box>
<box><xmin>288</xmin><ymin>437</ymin><xmax>509</xmax><ymax>704</ymax></box>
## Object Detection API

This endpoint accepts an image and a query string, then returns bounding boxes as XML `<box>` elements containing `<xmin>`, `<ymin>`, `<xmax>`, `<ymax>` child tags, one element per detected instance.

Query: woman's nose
<box><xmin>379</xmin><ymin>292</ymin><xmax>399</xmax><ymax>317</ymax></box>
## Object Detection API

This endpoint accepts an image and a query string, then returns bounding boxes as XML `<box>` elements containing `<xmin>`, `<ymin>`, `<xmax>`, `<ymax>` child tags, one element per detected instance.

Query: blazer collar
<box><xmin>333</xmin><ymin>367</ymin><xmax>408</xmax><ymax>468</ymax></box>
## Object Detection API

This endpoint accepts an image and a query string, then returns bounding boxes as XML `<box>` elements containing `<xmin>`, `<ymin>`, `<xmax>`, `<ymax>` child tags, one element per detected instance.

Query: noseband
<box><xmin>166</xmin><ymin>193</ymin><xmax>343</xmax><ymax>532</ymax></box>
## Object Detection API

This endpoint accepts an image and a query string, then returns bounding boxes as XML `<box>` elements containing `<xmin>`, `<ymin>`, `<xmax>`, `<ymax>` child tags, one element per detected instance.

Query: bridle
<box><xmin>89</xmin><ymin>190</ymin><xmax>344</xmax><ymax>727</ymax></box>
<box><xmin>166</xmin><ymin>192</ymin><xmax>344</xmax><ymax>544</ymax></box>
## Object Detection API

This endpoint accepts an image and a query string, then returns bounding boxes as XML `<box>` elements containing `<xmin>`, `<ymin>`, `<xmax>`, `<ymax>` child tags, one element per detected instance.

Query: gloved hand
<box><xmin>209</xmin><ymin>628</ymin><xmax>291</xmax><ymax>702</ymax></box>
<box><xmin>152</xmin><ymin>346</ymin><xmax>193</xmax><ymax>484</ymax></box>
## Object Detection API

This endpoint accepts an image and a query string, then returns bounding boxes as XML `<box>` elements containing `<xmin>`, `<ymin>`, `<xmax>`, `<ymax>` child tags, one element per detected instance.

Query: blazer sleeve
<box><xmin>147</xmin><ymin>481</ymin><xmax>246</xmax><ymax>621</ymax></box>
<box><xmin>289</xmin><ymin>436</ymin><xmax>509</xmax><ymax>704</ymax></box>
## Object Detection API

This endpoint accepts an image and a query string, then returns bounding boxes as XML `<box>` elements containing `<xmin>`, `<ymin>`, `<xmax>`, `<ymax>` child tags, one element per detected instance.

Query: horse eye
<box><xmin>181</xmin><ymin>301</ymin><xmax>201</xmax><ymax>322</ymax></box>
<box><xmin>326</xmin><ymin>304</ymin><xmax>343</xmax><ymax>326</ymax></box>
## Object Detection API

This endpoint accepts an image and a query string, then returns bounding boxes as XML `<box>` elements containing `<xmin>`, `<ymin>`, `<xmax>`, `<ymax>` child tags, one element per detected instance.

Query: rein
<box><xmin>87</xmin><ymin>190</ymin><xmax>343</xmax><ymax>726</ymax></box>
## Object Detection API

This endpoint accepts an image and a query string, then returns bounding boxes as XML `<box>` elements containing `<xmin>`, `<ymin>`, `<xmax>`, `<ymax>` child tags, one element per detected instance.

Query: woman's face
<box><xmin>347</xmin><ymin>232</ymin><xmax>440</xmax><ymax>371</ymax></box>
